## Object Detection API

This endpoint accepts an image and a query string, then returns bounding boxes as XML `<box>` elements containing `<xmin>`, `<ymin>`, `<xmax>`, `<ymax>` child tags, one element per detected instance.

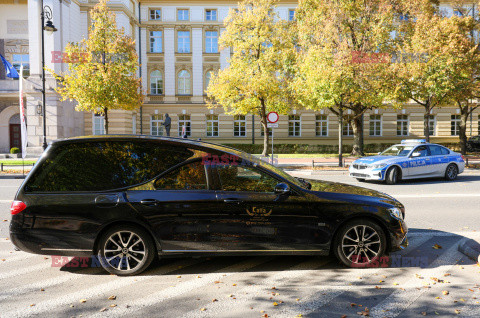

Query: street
<box><xmin>1</xmin><ymin>173</ymin><xmax>480</xmax><ymax>317</ymax></box>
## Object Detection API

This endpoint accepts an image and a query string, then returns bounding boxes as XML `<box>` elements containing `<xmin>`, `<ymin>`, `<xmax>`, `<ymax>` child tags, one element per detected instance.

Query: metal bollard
<box><xmin>0</xmin><ymin>163</ymin><xmax>3</xmax><ymax>172</ymax></box>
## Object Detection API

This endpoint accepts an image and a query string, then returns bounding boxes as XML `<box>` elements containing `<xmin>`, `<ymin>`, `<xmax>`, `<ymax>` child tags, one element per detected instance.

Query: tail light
<box><xmin>10</xmin><ymin>200</ymin><xmax>27</xmax><ymax>215</ymax></box>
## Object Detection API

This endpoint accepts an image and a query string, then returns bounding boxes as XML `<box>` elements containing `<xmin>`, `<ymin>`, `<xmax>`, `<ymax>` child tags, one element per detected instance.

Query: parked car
<box><xmin>466</xmin><ymin>135</ymin><xmax>480</xmax><ymax>152</ymax></box>
<box><xmin>10</xmin><ymin>136</ymin><xmax>408</xmax><ymax>275</ymax></box>
<box><xmin>349</xmin><ymin>139</ymin><xmax>465</xmax><ymax>184</ymax></box>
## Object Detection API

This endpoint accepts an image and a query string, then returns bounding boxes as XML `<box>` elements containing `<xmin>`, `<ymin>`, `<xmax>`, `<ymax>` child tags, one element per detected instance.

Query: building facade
<box><xmin>0</xmin><ymin>0</ymin><xmax>479</xmax><ymax>154</ymax></box>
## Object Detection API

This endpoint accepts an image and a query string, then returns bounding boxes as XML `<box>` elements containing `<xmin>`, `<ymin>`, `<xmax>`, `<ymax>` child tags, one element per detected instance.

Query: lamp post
<box><xmin>40</xmin><ymin>3</ymin><xmax>57</xmax><ymax>150</ymax></box>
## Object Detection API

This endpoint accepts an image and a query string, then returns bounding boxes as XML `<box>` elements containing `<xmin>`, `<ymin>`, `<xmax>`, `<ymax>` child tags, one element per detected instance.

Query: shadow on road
<box><xmin>59</xmin><ymin>228</ymin><xmax>474</xmax><ymax>276</ymax></box>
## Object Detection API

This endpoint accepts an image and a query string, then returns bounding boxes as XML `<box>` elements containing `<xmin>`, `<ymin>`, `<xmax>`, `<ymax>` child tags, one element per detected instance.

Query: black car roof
<box><xmin>51</xmin><ymin>134</ymin><xmax>253</xmax><ymax>159</ymax></box>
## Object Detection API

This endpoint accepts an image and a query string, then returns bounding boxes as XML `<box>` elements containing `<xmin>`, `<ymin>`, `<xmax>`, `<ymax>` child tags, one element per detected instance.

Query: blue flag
<box><xmin>0</xmin><ymin>54</ymin><xmax>19</xmax><ymax>78</ymax></box>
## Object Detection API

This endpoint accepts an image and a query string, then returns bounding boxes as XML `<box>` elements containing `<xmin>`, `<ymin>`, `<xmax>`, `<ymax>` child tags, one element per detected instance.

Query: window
<box><xmin>289</xmin><ymin>9</ymin><xmax>295</xmax><ymax>21</ymax></box>
<box><xmin>428</xmin><ymin>115</ymin><xmax>436</xmax><ymax>136</ymax></box>
<box><xmin>93</xmin><ymin>113</ymin><xmax>105</xmax><ymax>135</ymax></box>
<box><xmin>150</xmin><ymin>9</ymin><xmax>161</xmax><ymax>20</ymax></box>
<box><xmin>151</xmin><ymin>115</ymin><xmax>164</xmax><ymax>136</ymax></box>
<box><xmin>453</xmin><ymin>9</ymin><xmax>463</xmax><ymax>17</ymax></box>
<box><xmin>205</xmin><ymin>31</ymin><xmax>218</xmax><ymax>53</ymax></box>
<box><xmin>206</xmin><ymin>114</ymin><xmax>219</xmax><ymax>137</ymax></box>
<box><xmin>397</xmin><ymin>114</ymin><xmax>409</xmax><ymax>136</ymax></box>
<box><xmin>413</xmin><ymin>145</ymin><xmax>429</xmax><ymax>157</ymax></box>
<box><xmin>217</xmin><ymin>165</ymin><xmax>279</xmax><ymax>193</ymax></box>
<box><xmin>150</xmin><ymin>70</ymin><xmax>163</xmax><ymax>95</ymax></box>
<box><xmin>369</xmin><ymin>115</ymin><xmax>382</xmax><ymax>136</ymax></box>
<box><xmin>206</xmin><ymin>9</ymin><xmax>217</xmax><ymax>21</ymax></box>
<box><xmin>178</xmin><ymin>9</ymin><xmax>189</xmax><ymax>21</ymax></box>
<box><xmin>288</xmin><ymin>115</ymin><xmax>301</xmax><ymax>137</ymax></box>
<box><xmin>315</xmin><ymin>114</ymin><xmax>328</xmax><ymax>136</ymax></box>
<box><xmin>155</xmin><ymin>161</ymin><xmax>207</xmax><ymax>190</ymax></box>
<box><xmin>428</xmin><ymin>145</ymin><xmax>446</xmax><ymax>156</ymax></box>
<box><xmin>234</xmin><ymin>115</ymin><xmax>246</xmax><ymax>137</ymax></box>
<box><xmin>205</xmin><ymin>71</ymin><xmax>213</xmax><ymax>92</ymax></box>
<box><xmin>343</xmin><ymin>116</ymin><xmax>353</xmax><ymax>136</ymax></box>
<box><xmin>12</xmin><ymin>54</ymin><xmax>29</xmax><ymax>78</ymax></box>
<box><xmin>178</xmin><ymin>114</ymin><xmax>191</xmax><ymax>137</ymax></box>
<box><xmin>451</xmin><ymin>115</ymin><xmax>460</xmax><ymax>136</ymax></box>
<box><xmin>25</xmin><ymin>141</ymin><xmax>194</xmax><ymax>192</ymax></box>
<box><xmin>177</xmin><ymin>31</ymin><xmax>190</xmax><ymax>53</ymax></box>
<box><xmin>149</xmin><ymin>31</ymin><xmax>162</xmax><ymax>53</ymax></box>
<box><xmin>177</xmin><ymin>70</ymin><xmax>191</xmax><ymax>95</ymax></box>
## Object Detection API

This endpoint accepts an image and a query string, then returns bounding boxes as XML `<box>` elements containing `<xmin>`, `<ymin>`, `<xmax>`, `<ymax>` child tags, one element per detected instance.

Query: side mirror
<box><xmin>274</xmin><ymin>183</ymin><xmax>290</xmax><ymax>195</ymax></box>
<box><xmin>411</xmin><ymin>152</ymin><xmax>421</xmax><ymax>158</ymax></box>
<box><xmin>377</xmin><ymin>152</ymin><xmax>381</xmax><ymax>155</ymax></box>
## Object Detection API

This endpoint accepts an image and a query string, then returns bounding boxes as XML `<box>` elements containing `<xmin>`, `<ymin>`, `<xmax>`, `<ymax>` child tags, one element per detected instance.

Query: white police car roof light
<box><xmin>401</xmin><ymin>139</ymin><xmax>427</xmax><ymax>144</ymax></box>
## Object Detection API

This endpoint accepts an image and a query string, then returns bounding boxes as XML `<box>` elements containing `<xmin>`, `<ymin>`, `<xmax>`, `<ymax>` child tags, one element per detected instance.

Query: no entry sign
<box><xmin>267</xmin><ymin>112</ymin><xmax>279</xmax><ymax>124</ymax></box>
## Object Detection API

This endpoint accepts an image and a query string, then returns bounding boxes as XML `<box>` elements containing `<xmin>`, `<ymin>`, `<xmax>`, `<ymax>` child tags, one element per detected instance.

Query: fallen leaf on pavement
<box><xmin>110</xmin><ymin>304</ymin><xmax>116</xmax><ymax>307</ymax></box>
<box><xmin>108</xmin><ymin>295</ymin><xmax>116</xmax><ymax>300</ymax></box>
<box><xmin>442</xmin><ymin>291</ymin><xmax>449</xmax><ymax>295</ymax></box>
<box><xmin>100</xmin><ymin>308</ymin><xmax>107</xmax><ymax>312</ymax></box>
<box><xmin>421</xmin><ymin>312</ymin><xmax>427</xmax><ymax>316</ymax></box>
<box><xmin>200</xmin><ymin>307</ymin><xmax>206</xmax><ymax>311</ymax></box>
<box><xmin>455</xmin><ymin>309</ymin><xmax>461</xmax><ymax>314</ymax></box>
<box><xmin>433</xmin><ymin>244</ymin><xmax>442</xmax><ymax>249</ymax></box>
<box><xmin>273</xmin><ymin>302</ymin><xmax>278</xmax><ymax>306</ymax></box>
<box><xmin>80</xmin><ymin>299</ymin><xmax>87</xmax><ymax>303</ymax></box>
<box><xmin>212</xmin><ymin>299</ymin><xmax>217</xmax><ymax>302</ymax></box>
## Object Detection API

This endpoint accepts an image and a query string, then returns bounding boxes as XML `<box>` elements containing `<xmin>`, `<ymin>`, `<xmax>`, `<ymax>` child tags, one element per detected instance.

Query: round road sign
<box><xmin>267</xmin><ymin>112</ymin><xmax>279</xmax><ymax>123</ymax></box>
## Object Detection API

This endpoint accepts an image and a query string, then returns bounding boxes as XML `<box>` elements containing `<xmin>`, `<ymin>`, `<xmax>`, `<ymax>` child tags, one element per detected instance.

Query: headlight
<box><xmin>371</xmin><ymin>163</ymin><xmax>387</xmax><ymax>169</ymax></box>
<box><xmin>388</xmin><ymin>207</ymin><xmax>403</xmax><ymax>220</ymax></box>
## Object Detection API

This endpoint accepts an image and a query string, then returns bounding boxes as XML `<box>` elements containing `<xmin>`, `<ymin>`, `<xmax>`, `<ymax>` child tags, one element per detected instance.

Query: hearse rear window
<box><xmin>25</xmin><ymin>141</ymin><xmax>193</xmax><ymax>192</ymax></box>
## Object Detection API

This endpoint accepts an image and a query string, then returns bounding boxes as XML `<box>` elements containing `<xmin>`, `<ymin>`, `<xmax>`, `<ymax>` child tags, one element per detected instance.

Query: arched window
<box><xmin>150</xmin><ymin>70</ymin><xmax>163</xmax><ymax>95</ymax></box>
<box><xmin>205</xmin><ymin>71</ymin><xmax>212</xmax><ymax>92</ymax></box>
<box><xmin>178</xmin><ymin>70</ymin><xmax>191</xmax><ymax>95</ymax></box>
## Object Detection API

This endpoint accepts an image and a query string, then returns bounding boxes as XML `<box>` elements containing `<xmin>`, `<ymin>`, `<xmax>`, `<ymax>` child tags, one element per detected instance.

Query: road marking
<box><xmin>0</xmin><ymin>262</ymin><xmax>48</xmax><ymax>280</ymax></box>
<box><xmin>275</xmin><ymin>235</ymin><xmax>433</xmax><ymax>318</ymax></box>
<box><xmin>2</xmin><ymin>257</ymin><xmax>206</xmax><ymax>318</ymax></box>
<box><xmin>391</xmin><ymin>194</ymin><xmax>480</xmax><ymax>198</ymax></box>
<box><xmin>104</xmin><ymin>257</ymin><xmax>275</xmax><ymax>318</ymax></box>
<box><xmin>370</xmin><ymin>239</ymin><xmax>467</xmax><ymax>317</ymax></box>
<box><xmin>180</xmin><ymin>258</ymin><xmax>333</xmax><ymax>318</ymax></box>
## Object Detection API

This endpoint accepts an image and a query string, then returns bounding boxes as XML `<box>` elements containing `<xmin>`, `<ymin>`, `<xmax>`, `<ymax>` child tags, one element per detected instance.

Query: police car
<box><xmin>349</xmin><ymin>139</ymin><xmax>465</xmax><ymax>184</ymax></box>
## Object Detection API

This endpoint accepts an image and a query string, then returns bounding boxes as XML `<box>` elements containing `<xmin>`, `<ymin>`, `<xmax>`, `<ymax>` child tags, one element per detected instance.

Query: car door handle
<box><xmin>140</xmin><ymin>199</ymin><xmax>160</xmax><ymax>206</ymax></box>
<box><xmin>224</xmin><ymin>199</ymin><xmax>242</xmax><ymax>204</ymax></box>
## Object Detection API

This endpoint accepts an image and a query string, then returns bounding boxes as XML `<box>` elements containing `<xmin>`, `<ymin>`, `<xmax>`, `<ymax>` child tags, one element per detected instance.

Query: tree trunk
<box><xmin>103</xmin><ymin>107</ymin><xmax>109</xmax><ymax>134</ymax></box>
<box><xmin>423</xmin><ymin>106</ymin><xmax>430</xmax><ymax>142</ymax></box>
<box><xmin>351</xmin><ymin>114</ymin><xmax>364</xmax><ymax>156</ymax></box>
<box><xmin>459</xmin><ymin>105</ymin><xmax>468</xmax><ymax>155</ymax></box>
<box><xmin>260</xmin><ymin>99</ymin><xmax>269</xmax><ymax>157</ymax></box>
<box><xmin>338</xmin><ymin>106</ymin><xmax>343</xmax><ymax>167</ymax></box>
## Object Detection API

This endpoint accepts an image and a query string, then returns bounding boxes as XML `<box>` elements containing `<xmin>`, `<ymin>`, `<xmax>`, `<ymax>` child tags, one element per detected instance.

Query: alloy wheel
<box><xmin>341</xmin><ymin>225</ymin><xmax>381</xmax><ymax>264</ymax></box>
<box><xmin>103</xmin><ymin>231</ymin><xmax>146</xmax><ymax>271</ymax></box>
<box><xmin>447</xmin><ymin>165</ymin><xmax>457</xmax><ymax>180</ymax></box>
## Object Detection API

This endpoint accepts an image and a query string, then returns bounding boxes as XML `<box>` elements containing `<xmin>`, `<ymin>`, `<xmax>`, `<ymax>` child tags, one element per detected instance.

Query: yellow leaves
<box><xmin>200</xmin><ymin>307</ymin><xmax>206</xmax><ymax>311</ymax></box>
<box><xmin>80</xmin><ymin>299</ymin><xmax>87</xmax><ymax>303</ymax></box>
<box><xmin>433</xmin><ymin>244</ymin><xmax>442</xmax><ymax>249</ymax></box>
<box><xmin>108</xmin><ymin>295</ymin><xmax>116</xmax><ymax>300</ymax></box>
<box><xmin>442</xmin><ymin>290</ymin><xmax>449</xmax><ymax>295</ymax></box>
<box><xmin>273</xmin><ymin>302</ymin><xmax>278</xmax><ymax>306</ymax></box>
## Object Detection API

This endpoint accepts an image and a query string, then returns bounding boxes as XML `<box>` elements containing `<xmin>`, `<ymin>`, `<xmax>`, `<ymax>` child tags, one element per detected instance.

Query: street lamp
<box><xmin>40</xmin><ymin>3</ymin><xmax>57</xmax><ymax>150</ymax></box>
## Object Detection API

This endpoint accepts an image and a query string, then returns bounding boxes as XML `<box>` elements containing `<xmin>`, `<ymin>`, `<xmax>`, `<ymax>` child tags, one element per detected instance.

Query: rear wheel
<box><xmin>97</xmin><ymin>225</ymin><xmax>156</xmax><ymax>276</ymax></box>
<box><xmin>385</xmin><ymin>166</ymin><xmax>399</xmax><ymax>185</ymax></box>
<box><xmin>334</xmin><ymin>219</ymin><xmax>387</xmax><ymax>268</ymax></box>
<box><xmin>445</xmin><ymin>163</ymin><xmax>458</xmax><ymax>181</ymax></box>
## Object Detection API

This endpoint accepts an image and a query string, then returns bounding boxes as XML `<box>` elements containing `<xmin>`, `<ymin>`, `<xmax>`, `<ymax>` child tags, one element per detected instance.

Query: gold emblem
<box><xmin>246</xmin><ymin>206</ymin><xmax>272</xmax><ymax>217</ymax></box>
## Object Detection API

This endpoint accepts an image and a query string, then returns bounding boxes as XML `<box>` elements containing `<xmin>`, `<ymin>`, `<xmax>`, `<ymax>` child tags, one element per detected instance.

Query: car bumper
<box><xmin>349</xmin><ymin>167</ymin><xmax>385</xmax><ymax>180</ymax></box>
<box><xmin>389</xmin><ymin>218</ymin><xmax>408</xmax><ymax>252</ymax></box>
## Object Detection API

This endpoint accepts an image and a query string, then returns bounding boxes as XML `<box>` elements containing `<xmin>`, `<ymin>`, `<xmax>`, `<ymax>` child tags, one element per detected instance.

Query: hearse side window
<box><xmin>25</xmin><ymin>141</ymin><xmax>193</xmax><ymax>192</ymax></box>
<box><xmin>217</xmin><ymin>165</ymin><xmax>279</xmax><ymax>192</ymax></box>
<box><xmin>154</xmin><ymin>161</ymin><xmax>207</xmax><ymax>190</ymax></box>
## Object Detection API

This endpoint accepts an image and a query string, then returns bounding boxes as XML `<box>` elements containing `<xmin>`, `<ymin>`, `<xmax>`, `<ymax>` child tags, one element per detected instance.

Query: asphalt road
<box><xmin>0</xmin><ymin>174</ymin><xmax>479</xmax><ymax>318</ymax></box>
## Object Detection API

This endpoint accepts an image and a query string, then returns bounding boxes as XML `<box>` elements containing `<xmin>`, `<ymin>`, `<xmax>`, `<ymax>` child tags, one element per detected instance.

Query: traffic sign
<box><xmin>267</xmin><ymin>123</ymin><xmax>278</xmax><ymax>128</ymax></box>
<box><xmin>267</xmin><ymin>112</ymin><xmax>279</xmax><ymax>123</ymax></box>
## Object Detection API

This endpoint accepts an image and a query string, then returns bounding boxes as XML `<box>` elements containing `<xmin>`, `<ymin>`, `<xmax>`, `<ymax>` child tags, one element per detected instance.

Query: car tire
<box><xmin>385</xmin><ymin>166</ymin><xmax>399</xmax><ymax>185</ymax></box>
<box><xmin>97</xmin><ymin>224</ymin><xmax>156</xmax><ymax>276</ymax></box>
<box><xmin>444</xmin><ymin>163</ymin><xmax>458</xmax><ymax>181</ymax></box>
<box><xmin>334</xmin><ymin>219</ymin><xmax>387</xmax><ymax>268</ymax></box>
<box><xmin>356</xmin><ymin>178</ymin><xmax>366</xmax><ymax>182</ymax></box>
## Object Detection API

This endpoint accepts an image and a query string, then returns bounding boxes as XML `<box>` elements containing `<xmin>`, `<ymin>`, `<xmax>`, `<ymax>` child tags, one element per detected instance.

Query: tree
<box><xmin>293</xmin><ymin>0</ymin><xmax>400</xmax><ymax>156</ymax></box>
<box><xmin>440</xmin><ymin>3</ymin><xmax>480</xmax><ymax>154</ymax></box>
<box><xmin>206</xmin><ymin>0</ymin><xmax>295</xmax><ymax>156</ymax></box>
<box><xmin>390</xmin><ymin>1</ymin><xmax>460</xmax><ymax>142</ymax></box>
<box><xmin>50</xmin><ymin>0</ymin><xmax>143</xmax><ymax>133</ymax></box>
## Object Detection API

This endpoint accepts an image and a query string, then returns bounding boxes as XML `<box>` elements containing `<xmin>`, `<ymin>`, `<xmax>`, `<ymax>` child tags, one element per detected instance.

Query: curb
<box><xmin>458</xmin><ymin>238</ymin><xmax>480</xmax><ymax>263</ymax></box>
<box><xmin>0</xmin><ymin>175</ymin><xmax>26</xmax><ymax>179</ymax></box>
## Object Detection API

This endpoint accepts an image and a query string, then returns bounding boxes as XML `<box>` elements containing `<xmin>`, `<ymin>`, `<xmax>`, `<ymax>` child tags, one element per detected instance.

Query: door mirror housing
<box><xmin>411</xmin><ymin>152</ymin><xmax>421</xmax><ymax>158</ymax></box>
<box><xmin>377</xmin><ymin>152</ymin><xmax>381</xmax><ymax>155</ymax></box>
<box><xmin>274</xmin><ymin>183</ymin><xmax>290</xmax><ymax>195</ymax></box>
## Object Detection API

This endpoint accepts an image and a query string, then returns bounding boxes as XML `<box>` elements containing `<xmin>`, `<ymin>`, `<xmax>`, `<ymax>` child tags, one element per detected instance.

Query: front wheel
<box><xmin>97</xmin><ymin>225</ymin><xmax>156</xmax><ymax>276</ymax></box>
<box><xmin>334</xmin><ymin>219</ymin><xmax>387</xmax><ymax>268</ymax></box>
<box><xmin>445</xmin><ymin>163</ymin><xmax>458</xmax><ymax>181</ymax></box>
<box><xmin>385</xmin><ymin>166</ymin><xmax>400</xmax><ymax>185</ymax></box>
